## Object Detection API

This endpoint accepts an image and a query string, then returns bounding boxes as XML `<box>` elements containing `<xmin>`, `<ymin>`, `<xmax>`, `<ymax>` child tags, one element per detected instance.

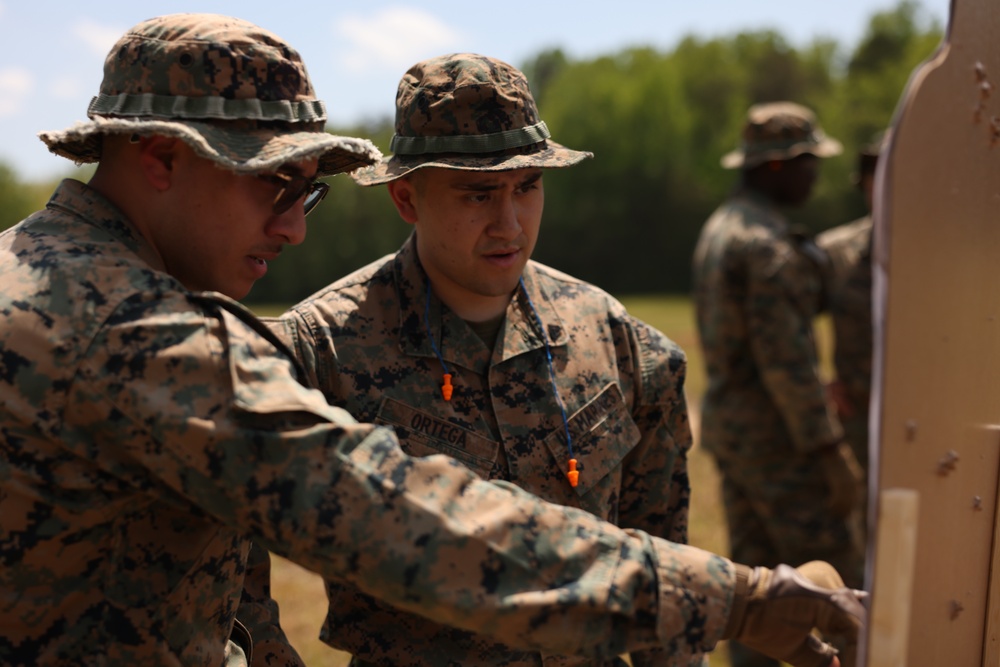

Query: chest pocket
<box><xmin>541</xmin><ymin>383</ymin><xmax>640</xmax><ymax>499</ymax></box>
<box><xmin>375</xmin><ymin>396</ymin><xmax>498</xmax><ymax>479</ymax></box>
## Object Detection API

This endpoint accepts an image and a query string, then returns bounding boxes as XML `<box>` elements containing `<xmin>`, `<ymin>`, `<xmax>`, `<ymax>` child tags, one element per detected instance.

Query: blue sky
<box><xmin>0</xmin><ymin>0</ymin><xmax>949</xmax><ymax>181</ymax></box>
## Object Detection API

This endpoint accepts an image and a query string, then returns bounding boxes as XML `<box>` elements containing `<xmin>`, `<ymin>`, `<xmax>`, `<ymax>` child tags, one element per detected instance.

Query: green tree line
<box><xmin>0</xmin><ymin>1</ymin><xmax>942</xmax><ymax>304</ymax></box>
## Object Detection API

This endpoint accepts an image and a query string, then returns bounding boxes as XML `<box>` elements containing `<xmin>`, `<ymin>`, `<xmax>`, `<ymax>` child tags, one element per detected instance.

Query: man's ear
<box><xmin>386</xmin><ymin>177</ymin><xmax>420</xmax><ymax>225</ymax></box>
<box><xmin>136</xmin><ymin>135</ymin><xmax>181</xmax><ymax>191</ymax></box>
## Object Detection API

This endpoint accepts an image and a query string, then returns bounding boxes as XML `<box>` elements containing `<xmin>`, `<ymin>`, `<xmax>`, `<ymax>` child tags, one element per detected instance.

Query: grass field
<box><xmin>259</xmin><ymin>296</ymin><xmax>833</xmax><ymax>666</ymax></box>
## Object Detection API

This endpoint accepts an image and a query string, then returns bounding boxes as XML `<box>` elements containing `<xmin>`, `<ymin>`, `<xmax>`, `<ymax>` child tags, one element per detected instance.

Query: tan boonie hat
<box><xmin>721</xmin><ymin>101</ymin><xmax>842</xmax><ymax>170</ymax></box>
<box><xmin>39</xmin><ymin>13</ymin><xmax>381</xmax><ymax>177</ymax></box>
<box><xmin>352</xmin><ymin>53</ymin><xmax>592</xmax><ymax>186</ymax></box>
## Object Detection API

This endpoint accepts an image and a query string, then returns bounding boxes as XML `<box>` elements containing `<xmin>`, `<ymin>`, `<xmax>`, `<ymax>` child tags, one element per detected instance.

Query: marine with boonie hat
<box><xmin>1</xmin><ymin>12</ymin><xmax>383</xmax><ymax>666</ymax></box>
<box><xmin>0</xmin><ymin>18</ymin><xmax>866</xmax><ymax>665</ymax></box>
<box><xmin>270</xmin><ymin>50</ymin><xmax>696</xmax><ymax>667</ymax></box>
<box><xmin>818</xmin><ymin>129</ymin><xmax>888</xmax><ymax>539</ymax></box>
<box><xmin>269</xmin><ymin>57</ymin><xmax>863</xmax><ymax>667</ymax></box>
<box><xmin>693</xmin><ymin>101</ymin><xmax>865</xmax><ymax>667</ymax></box>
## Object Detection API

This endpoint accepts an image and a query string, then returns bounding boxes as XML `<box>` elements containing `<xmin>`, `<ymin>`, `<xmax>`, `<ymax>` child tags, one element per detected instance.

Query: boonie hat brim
<box><xmin>352</xmin><ymin>140</ymin><xmax>591</xmax><ymax>186</ymax></box>
<box><xmin>721</xmin><ymin>135</ymin><xmax>842</xmax><ymax>170</ymax></box>
<box><xmin>40</xmin><ymin>117</ymin><xmax>381</xmax><ymax>177</ymax></box>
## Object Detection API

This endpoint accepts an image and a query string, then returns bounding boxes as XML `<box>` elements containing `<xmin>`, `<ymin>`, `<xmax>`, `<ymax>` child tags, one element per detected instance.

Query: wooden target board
<box><xmin>867</xmin><ymin>0</ymin><xmax>1000</xmax><ymax>664</ymax></box>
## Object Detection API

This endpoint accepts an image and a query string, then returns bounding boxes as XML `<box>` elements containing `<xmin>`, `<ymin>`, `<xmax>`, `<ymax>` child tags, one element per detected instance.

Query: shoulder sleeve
<box><xmin>619</xmin><ymin>317</ymin><xmax>706</xmax><ymax>667</ymax></box>
<box><xmin>617</xmin><ymin>316</ymin><xmax>692</xmax><ymax>545</ymax></box>
<box><xmin>743</xmin><ymin>238</ymin><xmax>842</xmax><ymax>451</ymax></box>
<box><xmin>261</xmin><ymin>308</ymin><xmax>330</xmax><ymax>393</ymax></box>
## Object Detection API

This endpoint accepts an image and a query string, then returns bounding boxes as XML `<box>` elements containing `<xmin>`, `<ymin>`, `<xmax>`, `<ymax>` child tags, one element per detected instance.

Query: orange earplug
<box><xmin>566</xmin><ymin>458</ymin><xmax>579</xmax><ymax>487</ymax></box>
<box><xmin>441</xmin><ymin>373</ymin><xmax>453</xmax><ymax>401</ymax></box>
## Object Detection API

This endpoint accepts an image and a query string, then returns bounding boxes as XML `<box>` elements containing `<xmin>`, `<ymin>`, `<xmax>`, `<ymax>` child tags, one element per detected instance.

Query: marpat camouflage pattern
<box><xmin>0</xmin><ymin>180</ymin><xmax>734</xmax><ymax>665</ymax></box>
<box><xmin>269</xmin><ymin>235</ymin><xmax>702</xmax><ymax>666</ymax></box>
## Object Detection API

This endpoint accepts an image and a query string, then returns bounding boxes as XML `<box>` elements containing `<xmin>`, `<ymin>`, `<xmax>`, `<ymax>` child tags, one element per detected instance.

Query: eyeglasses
<box><xmin>258</xmin><ymin>171</ymin><xmax>330</xmax><ymax>216</ymax></box>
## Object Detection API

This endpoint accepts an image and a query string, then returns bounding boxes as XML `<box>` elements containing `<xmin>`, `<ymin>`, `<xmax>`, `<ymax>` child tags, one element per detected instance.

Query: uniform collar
<box><xmin>504</xmin><ymin>264</ymin><xmax>568</xmax><ymax>360</ymax></box>
<box><xmin>732</xmin><ymin>184</ymin><xmax>789</xmax><ymax>231</ymax></box>
<box><xmin>47</xmin><ymin>179</ymin><xmax>168</xmax><ymax>274</ymax></box>
<box><xmin>392</xmin><ymin>234</ymin><xmax>568</xmax><ymax>373</ymax></box>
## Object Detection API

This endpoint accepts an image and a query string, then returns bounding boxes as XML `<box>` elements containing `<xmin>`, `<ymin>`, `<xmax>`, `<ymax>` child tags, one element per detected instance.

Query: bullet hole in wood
<box><xmin>936</xmin><ymin>450</ymin><xmax>959</xmax><ymax>476</ymax></box>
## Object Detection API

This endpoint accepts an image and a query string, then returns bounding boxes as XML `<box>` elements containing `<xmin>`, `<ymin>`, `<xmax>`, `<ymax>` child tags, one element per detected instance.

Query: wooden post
<box><xmin>868</xmin><ymin>489</ymin><xmax>919</xmax><ymax>667</ymax></box>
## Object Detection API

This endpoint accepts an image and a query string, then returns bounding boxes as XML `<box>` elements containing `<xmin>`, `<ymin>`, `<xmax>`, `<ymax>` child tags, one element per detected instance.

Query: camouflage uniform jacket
<box><xmin>270</xmin><ymin>235</ymin><xmax>698</xmax><ymax>667</ymax></box>
<box><xmin>0</xmin><ymin>180</ymin><xmax>733</xmax><ymax>665</ymax></box>
<box><xmin>817</xmin><ymin>216</ymin><xmax>873</xmax><ymax>467</ymax></box>
<box><xmin>692</xmin><ymin>187</ymin><xmax>842</xmax><ymax>457</ymax></box>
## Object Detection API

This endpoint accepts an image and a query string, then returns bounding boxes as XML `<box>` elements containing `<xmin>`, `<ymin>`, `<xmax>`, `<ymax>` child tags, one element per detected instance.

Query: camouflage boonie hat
<box><xmin>721</xmin><ymin>101</ymin><xmax>842</xmax><ymax>170</ymax></box>
<box><xmin>352</xmin><ymin>53</ymin><xmax>592</xmax><ymax>186</ymax></box>
<box><xmin>39</xmin><ymin>13</ymin><xmax>381</xmax><ymax>177</ymax></box>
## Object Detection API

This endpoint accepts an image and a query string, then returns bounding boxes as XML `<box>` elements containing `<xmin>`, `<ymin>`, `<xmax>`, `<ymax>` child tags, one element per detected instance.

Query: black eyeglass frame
<box><xmin>258</xmin><ymin>172</ymin><xmax>330</xmax><ymax>216</ymax></box>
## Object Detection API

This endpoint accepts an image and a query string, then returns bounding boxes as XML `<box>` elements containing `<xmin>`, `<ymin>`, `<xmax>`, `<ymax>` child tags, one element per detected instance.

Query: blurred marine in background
<box><xmin>817</xmin><ymin>131</ymin><xmax>885</xmax><ymax>542</ymax></box>
<box><xmin>692</xmin><ymin>102</ymin><xmax>866</xmax><ymax>667</ymax></box>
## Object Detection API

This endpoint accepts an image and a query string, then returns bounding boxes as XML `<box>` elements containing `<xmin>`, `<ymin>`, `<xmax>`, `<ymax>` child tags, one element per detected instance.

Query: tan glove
<box><xmin>820</xmin><ymin>442</ymin><xmax>863</xmax><ymax>518</ymax></box>
<box><xmin>722</xmin><ymin>560</ymin><xmax>867</xmax><ymax>667</ymax></box>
